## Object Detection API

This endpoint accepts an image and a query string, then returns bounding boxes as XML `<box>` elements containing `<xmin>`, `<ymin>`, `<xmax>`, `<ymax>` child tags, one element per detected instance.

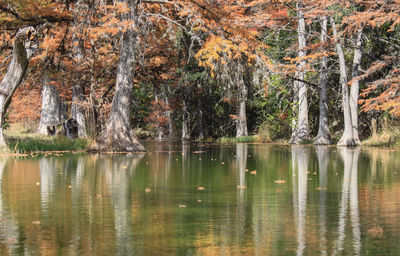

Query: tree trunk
<box><xmin>0</xmin><ymin>27</ymin><xmax>36</xmax><ymax>147</ymax></box>
<box><xmin>315</xmin><ymin>16</ymin><xmax>332</xmax><ymax>145</ymax></box>
<box><xmin>181</xmin><ymin>96</ymin><xmax>190</xmax><ymax>141</ymax></box>
<box><xmin>154</xmin><ymin>92</ymin><xmax>164</xmax><ymax>141</ymax></box>
<box><xmin>236</xmin><ymin>82</ymin><xmax>248</xmax><ymax>138</ymax></box>
<box><xmin>88</xmin><ymin>79</ymin><xmax>97</xmax><ymax>137</ymax></box>
<box><xmin>94</xmin><ymin>0</ymin><xmax>145</xmax><ymax>152</ymax></box>
<box><xmin>236</xmin><ymin>63</ymin><xmax>248</xmax><ymax>138</ymax></box>
<box><xmin>349</xmin><ymin>27</ymin><xmax>363</xmax><ymax>145</ymax></box>
<box><xmin>37</xmin><ymin>77</ymin><xmax>62</xmax><ymax>135</ymax></box>
<box><xmin>331</xmin><ymin>17</ymin><xmax>360</xmax><ymax>147</ymax></box>
<box><xmin>165</xmin><ymin>86</ymin><xmax>173</xmax><ymax>139</ymax></box>
<box><xmin>70</xmin><ymin>0</ymin><xmax>88</xmax><ymax>138</ymax></box>
<box><xmin>291</xmin><ymin>1</ymin><xmax>310</xmax><ymax>144</ymax></box>
<box><xmin>197</xmin><ymin>84</ymin><xmax>204</xmax><ymax>140</ymax></box>
<box><xmin>72</xmin><ymin>84</ymin><xmax>87</xmax><ymax>138</ymax></box>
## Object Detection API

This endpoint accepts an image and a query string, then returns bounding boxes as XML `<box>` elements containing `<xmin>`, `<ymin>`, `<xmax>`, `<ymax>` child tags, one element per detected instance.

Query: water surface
<box><xmin>0</xmin><ymin>143</ymin><xmax>399</xmax><ymax>255</ymax></box>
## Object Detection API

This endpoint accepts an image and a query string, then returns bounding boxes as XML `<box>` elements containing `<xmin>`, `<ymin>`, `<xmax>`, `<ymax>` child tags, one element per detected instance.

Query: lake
<box><xmin>0</xmin><ymin>142</ymin><xmax>399</xmax><ymax>255</ymax></box>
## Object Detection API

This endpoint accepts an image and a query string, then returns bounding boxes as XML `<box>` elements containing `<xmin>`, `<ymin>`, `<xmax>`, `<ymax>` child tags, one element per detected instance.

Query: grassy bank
<box><xmin>3</xmin><ymin>124</ymin><xmax>88</xmax><ymax>153</ymax></box>
<box><xmin>5</xmin><ymin>134</ymin><xmax>88</xmax><ymax>153</ymax></box>
<box><xmin>7</xmin><ymin>136</ymin><xmax>88</xmax><ymax>153</ymax></box>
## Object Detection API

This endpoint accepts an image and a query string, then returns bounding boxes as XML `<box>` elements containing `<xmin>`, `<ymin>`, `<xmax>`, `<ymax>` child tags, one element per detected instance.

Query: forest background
<box><xmin>1</xmin><ymin>0</ymin><xmax>400</xmax><ymax>151</ymax></box>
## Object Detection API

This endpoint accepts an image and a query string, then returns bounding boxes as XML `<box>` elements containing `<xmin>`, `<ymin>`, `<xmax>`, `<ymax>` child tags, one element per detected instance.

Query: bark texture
<box><xmin>349</xmin><ymin>27</ymin><xmax>363</xmax><ymax>146</ymax></box>
<box><xmin>70</xmin><ymin>0</ymin><xmax>89</xmax><ymax>138</ymax></box>
<box><xmin>72</xmin><ymin>84</ymin><xmax>87</xmax><ymax>137</ymax></box>
<box><xmin>154</xmin><ymin>92</ymin><xmax>164</xmax><ymax>141</ymax></box>
<box><xmin>0</xmin><ymin>27</ymin><xmax>36</xmax><ymax>147</ymax></box>
<box><xmin>291</xmin><ymin>1</ymin><xmax>310</xmax><ymax>144</ymax></box>
<box><xmin>181</xmin><ymin>97</ymin><xmax>190</xmax><ymax>141</ymax></box>
<box><xmin>236</xmin><ymin>63</ymin><xmax>248</xmax><ymax>138</ymax></box>
<box><xmin>236</xmin><ymin>82</ymin><xmax>248</xmax><ymax>138</ymax></box>
<box><xmin>331</xmin><ymin>17</ymin><xmax>362</xmax><ymax>147</ymax></box>
<box><xmin>315</xmin><ymin>16</ymin><xmax>332</xmax><ymax>145</ymax></box>
<box><xmin>94</xmin><ymin>0</ymin><xmax>145</xmax><ymax>152</ymax></box>
<box><xmin>37</xmin><ymin>77</ymin><xmax>62</xmax><ymax>135</ymax></box>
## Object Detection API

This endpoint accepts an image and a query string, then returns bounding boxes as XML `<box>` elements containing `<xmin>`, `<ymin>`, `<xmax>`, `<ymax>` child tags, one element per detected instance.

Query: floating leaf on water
<box><xmin>274</xmin><ymin>180</ymin><xmax>286</xmax><ymax>184</ymax></box>
<box><xmin>145</xmin><ymin>188</ymin><xmax>151</xmax><ymax>193</ymax></box>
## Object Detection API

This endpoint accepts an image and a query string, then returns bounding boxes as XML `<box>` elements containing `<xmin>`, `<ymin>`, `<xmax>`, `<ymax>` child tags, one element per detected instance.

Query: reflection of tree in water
<box><xmin>316</xmin><ymin>146</ymin><xmax>328</xmax><ymax>256</ymax></box>
<box><xmin>103</xmin><ymin>154</ymin><xmax>144</xmax><ymax>256</ymax></box>
<box><xmin>40</xmin><ymin>157</ymin><xmax>57</xmax><ymax>214</ymax></box>
<box><xmin>0</xmin><ymin>159</ymin><xmax>19</xmax><ymax>255</ymax></box>
<box><xmin>333</xmin><ymin>148</ymin><xmax>360</xmax><ymax>256</ymax></box>
<box><xmin>236</xmin><ymin>143</ymin><xmax>247</xmax><ymax>247</ymax></box>
<box><xmin>291</xmin><ymin>145</ymin><xmax>310</xmax><ymax>256</ymax></box>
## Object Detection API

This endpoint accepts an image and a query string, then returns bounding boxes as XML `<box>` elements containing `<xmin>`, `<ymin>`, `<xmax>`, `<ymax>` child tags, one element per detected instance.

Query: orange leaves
<box><xmin>31</xmin><ymin>25</ymin><xmax>68</xmax><ymax>63</ymax></box>
<box><xmin>150</xmin><ymin>56</ymin><xmax>168</xmax><ymax>67</ymax></box>
<box><xmin>196</xmin><ymin>34</ymin><xmax>257</xmax><ymax>76</ymax></box>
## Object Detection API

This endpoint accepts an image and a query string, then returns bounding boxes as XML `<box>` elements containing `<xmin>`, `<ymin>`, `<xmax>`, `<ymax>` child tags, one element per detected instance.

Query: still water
<box><xmin>0</xmin><ymin>142</ymin><xmax>399</xmax><ymax>255</ymax></box>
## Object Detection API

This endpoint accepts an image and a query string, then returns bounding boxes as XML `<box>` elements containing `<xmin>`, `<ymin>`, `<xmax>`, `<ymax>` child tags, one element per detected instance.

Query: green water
<box><xmin>0</xmin><ymin>143</ymin><xmax>399</xmax><ymax>255</ymax></box>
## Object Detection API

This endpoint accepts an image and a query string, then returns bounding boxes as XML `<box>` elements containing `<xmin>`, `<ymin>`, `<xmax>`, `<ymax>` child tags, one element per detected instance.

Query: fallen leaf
<box><xmin>250</xmin><ymin>170</ymin><xmax>257</xmax><ymax>175</ymax></box>
<box><xmin>274</xmin><ymin>180</ymin><xmax>286</xmax><ymax>184</ymax></box>
<box><xmin>145</xmin><ymin>188</ymin><xmax>151</xmax><ymax>193</ymax></box>
<box><xmin>179</xmin><ymin>204</ymin><xmax>186</xmax><ymax>208</ymax></box>
<box><xmin>197</xmin><ymin>186</ymin><xmax>205</xmax><ymax>191</ymax></box>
